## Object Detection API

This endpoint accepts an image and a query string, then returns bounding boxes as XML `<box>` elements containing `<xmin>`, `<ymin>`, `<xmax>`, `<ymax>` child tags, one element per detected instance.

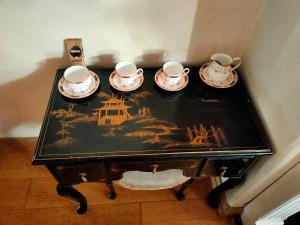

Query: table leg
<box><xmin>176</xmin><ymin>178</ymin><xmax>194</xmax><ymax>201</ymax></box>
<box><xmin>106</xmin><ymin>181</ymin><xmax>117</xmax><ymax>200</ymax></box>
<box><xmin>207</xmin><ymin>177</ymin><xmax>243</xmax><ymax>208</ymax></box>
<box><xmin>56</xmin><ymin>184</ymin><xmax>87</xmax><ymax>214</ymax></box>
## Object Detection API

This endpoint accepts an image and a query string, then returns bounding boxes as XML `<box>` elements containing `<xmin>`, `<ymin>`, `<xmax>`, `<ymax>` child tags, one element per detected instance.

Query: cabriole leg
<box><xmin>176</xmin><ymin>178</ymin><xmax>194</xmax><ymax>201</ymax></box>
<box><xmin>106</xmin><ymin>181</ymin><xmax>117</xmax><ymax>200</ymax></box>
<box><xmin>56</xmin><ymin>184</ymin><xmax>87</xmax><ymax>214</ymax></box>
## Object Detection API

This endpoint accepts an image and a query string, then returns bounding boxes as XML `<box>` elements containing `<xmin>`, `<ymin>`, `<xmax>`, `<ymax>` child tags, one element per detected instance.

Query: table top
<box><xmin>33</xmin><ymin>67</ymin><xmax>272</xmax><ymax>164</ymax></box>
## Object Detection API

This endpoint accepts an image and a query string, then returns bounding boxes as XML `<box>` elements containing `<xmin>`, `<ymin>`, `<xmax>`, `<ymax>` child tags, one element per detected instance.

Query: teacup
<box><xmin>163</xmin><ymin>62</ymin><xmax>190</xmax><ymax>84</ymax></box>
<box><xmin>115</xmin><ymin>61</ymin><xmax>143</xmax><ymax>85</ymax></box>
<box><xmin>63</xmin><ymin>65</ymin><xmax>92</xmax><ymax>93</ymax></box>
<box><xmin>207</xmin><ymin>53</ymin><xmax>241</xmax><ymax>82</ymax></box>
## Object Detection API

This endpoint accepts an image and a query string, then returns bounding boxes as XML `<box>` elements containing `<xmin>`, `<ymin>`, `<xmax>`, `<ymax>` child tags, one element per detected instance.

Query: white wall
<box><xmin>0</xmin><ymin>0</ymin><xmax>265</xmax><ymax>137</ymax></box>
<box><xmin>243</xmin><ymin>163</ymin><xmax>300</xmax><ymax>225</ymax></box>
<box><xmin>225</xmin><ymin>0</ymin><xmax>300</xmax><ymax>222</ymax></box>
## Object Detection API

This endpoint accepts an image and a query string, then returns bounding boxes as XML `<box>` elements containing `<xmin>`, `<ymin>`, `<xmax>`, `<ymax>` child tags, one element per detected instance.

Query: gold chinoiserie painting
<box><xmin>49</xmin><ymin>90</ymin><xmax>228</xmax><ymax>150</ymax></box>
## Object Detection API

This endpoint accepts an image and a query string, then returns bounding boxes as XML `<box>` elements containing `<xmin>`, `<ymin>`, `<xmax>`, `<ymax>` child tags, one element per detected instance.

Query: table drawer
<box><xmin>54</xmin><ymin>164</ymin><xmax>105</xmax><ymax>184</ymax></box>
<box><xmin>108</xmin><ymin>159</ymin><xmax>202</xmax><ymax>179</ymax></box>
<box><xmin>201</xmin><ymin>158</ymin><xmax>255</xmax><ymax>177</ymax></box>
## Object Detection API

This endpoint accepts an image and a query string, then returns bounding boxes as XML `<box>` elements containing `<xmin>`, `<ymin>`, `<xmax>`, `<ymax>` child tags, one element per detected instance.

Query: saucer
<box><xmin>58</xmin><ymin>71</ymin><xmax>100</xmax><ymax>99</ymax></box>
<box><xmin>199</xmin><ymin>63</ymin><xmax>238</xmax><ymax>88</ymax></box>
<box><xmin>109</xmin><ymin>71</ymin><xmax>144</xmax><ymax>92</ymax></box>
<box><xmin>154</xmin><ymin>69</ymin><xmax>189</xmax><ymax>91</ymax></box>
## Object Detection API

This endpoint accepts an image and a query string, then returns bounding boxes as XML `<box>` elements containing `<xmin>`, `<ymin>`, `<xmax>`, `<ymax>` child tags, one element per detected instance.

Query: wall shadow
<box><xmin>89</xmin><ymin>51</ymin><xmax>120</xmax><ymax>68</ymax></box>
<box><xmin>0</xmin><ymin>57</ymin><xmax>67</xmax><ymax>136</ymax></box>
<box><xmin>134</xmin><ymin>50</ymin><xmax>168</xmax><ymax>68</ymax></box>
<box><xmin>0</xmin><ymin>49</ymin><xmax>167</xmax><ymax>136</ymax></box>
<box><xmin>89</xmin><ymin>49</ymin><xmax>168</xmax><ymax>69</ymax></box>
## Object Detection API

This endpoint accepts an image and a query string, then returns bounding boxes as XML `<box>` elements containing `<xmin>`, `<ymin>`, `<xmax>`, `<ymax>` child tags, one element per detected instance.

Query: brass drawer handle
<box><xmin>151</xmin><ymin>164</ymin><xmax>159</xmax><ymax>174</ymax></box>
<box><xmin>57</xmin><ymin>166</ymin><xmax>64</xmax><ymax>170</ymax></box>
<box><xmin>220</xmin><ymin>166</ymin><xmax>228</xmax><ymax>177</ymax></box>
<box><xmin>79</xmin><ymin>172</ymin><xmax>87</xmax><ymax>183</ymax></box>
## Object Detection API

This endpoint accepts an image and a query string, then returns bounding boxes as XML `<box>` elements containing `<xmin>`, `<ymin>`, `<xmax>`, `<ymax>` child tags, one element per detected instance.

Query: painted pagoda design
<box><xmin>94</xmin><ymin>97</ymin><xmax>133</xmax><ymax>125</ymax></box>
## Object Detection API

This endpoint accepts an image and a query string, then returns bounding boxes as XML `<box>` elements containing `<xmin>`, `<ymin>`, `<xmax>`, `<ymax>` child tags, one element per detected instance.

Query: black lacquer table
<box><xmin>32</xmin><ymin>66</ymin><xmax>272</xmax><ymax>214</ymax></box>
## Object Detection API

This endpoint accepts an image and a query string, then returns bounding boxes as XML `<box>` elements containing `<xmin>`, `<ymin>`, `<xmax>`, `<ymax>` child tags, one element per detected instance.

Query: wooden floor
<box><xmin>0</xmin><ymin>139</ymin><xmax>233</xmax><ymax>225</ymax></box>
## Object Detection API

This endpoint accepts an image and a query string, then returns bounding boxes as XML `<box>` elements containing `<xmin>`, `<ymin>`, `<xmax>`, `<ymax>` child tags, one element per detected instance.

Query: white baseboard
<box><xmin>256</xmin><ymin>194</ymin><xmax>300</xmax><ymax>225</ymax></box>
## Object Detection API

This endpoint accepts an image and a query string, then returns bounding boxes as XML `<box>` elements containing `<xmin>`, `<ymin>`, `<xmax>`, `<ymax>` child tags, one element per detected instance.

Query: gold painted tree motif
<box><xmin>186</xmin><ymin>124</ymin><xmax>227</xmax><ymax>147</ymax></box>
<box><xmin>50</xmin><ymin>102</ymin><xmax>96</xmax><ymax>146</ymax></box>
<box><xmin>210</xmin><ymin>125</ymin><xmax>228</xmax><ymax>146</ymax></box>
<box><xmin>51</xmin><ymin>103</ymin><xmax>85</xmax><ymax>118</ymax></box>
<box><xmin>55</xmin><ymin>121</ymin><xmax>72</xmax><ymax>145</ymax></box>
<box><xmin>187</xmin><ymin>124</ymin><xmax>209</xmax><ymax>146</ymax></box>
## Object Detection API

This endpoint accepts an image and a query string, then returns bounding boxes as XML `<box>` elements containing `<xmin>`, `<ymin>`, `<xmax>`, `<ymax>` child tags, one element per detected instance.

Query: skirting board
<box><xmin>210</xmin><ymin>177</ymin><xmax>243</xmax><ymax>218</ymax></box>
<box><xmin>256</xmin><ymin>194</ymin><xmax>300</xmax><ymax>225</ymax></box>
<box><xmin>218</xmin><ymin>193</ymin><xmax>243</xmax><ymax>218</ymax></box>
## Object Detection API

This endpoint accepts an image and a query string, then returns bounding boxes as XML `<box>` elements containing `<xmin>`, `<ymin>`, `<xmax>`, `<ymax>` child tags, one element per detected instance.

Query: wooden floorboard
<box><xmin>0</xmin><ymin>138</ymin><xmax>233</xmax><ymax>225</ymax></box>
<box><xmin>0</xmin><ymin>138</ymin><xmax>49</xmax><ymax>178</ymax></box>
<box><xmin>141</xmin><ymin>200</ymin><xmax>232</xmax><ymax>225</ymax></box>
<box><xmin>0</xmin><ymin>204</ymin><xmax>141</xmax><ymax>225</ymax></box>
<box><xmin>0</xmin><ymin>178</ymin><xmax>31</xmax><ymax>210</ymax></box>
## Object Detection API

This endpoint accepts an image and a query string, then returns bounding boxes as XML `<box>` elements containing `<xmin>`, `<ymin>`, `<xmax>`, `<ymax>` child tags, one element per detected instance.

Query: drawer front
<box><xmin>55</xmin><ymin>164</ymin><xmax>105</xmax><ymax>184</ymax></box>
<box><xmin>201</xmin><ymin>158</ymin><xmax>255</xmax><ymax>177</ymax></box>
<box><xmin>108</xmin><ymin>159</ymin><xmax>202</xmax><ymax>180</ymax></box>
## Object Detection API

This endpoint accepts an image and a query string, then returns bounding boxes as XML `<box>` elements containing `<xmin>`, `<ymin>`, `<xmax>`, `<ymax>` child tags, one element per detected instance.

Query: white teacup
<box><xmin>207</xmin><ymin>53</ymin><xmax>241</xmax><ymax>82</ymax></box>
<box><xmin>163</xmin><ymin>61</ymin><xmax>190</xmax><ymax>84</ymax></box>
<box><xmin>63</xmin><ymin>65</ymin><xmax>92</xmax><ymax>93</ymax></box>
<box><xmin>115</xmin><ymin>61</ymin><xmax>143</xmax><ymax>85</ymax></box>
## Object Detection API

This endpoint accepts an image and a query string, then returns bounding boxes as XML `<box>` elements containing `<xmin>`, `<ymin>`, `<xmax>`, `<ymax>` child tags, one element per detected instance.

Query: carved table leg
<box><xmin>207</xmin><ymin>177</ymin><xmax>243</xmax><ymax>208</ymax></box>
<box><xmin>56</xmin><ymin>184</ymin><xmax>87</xmax><ymax>214</ymax></box>
<box><xmin>106</xmin><ymin>181</ymin><xmax>117</xmax><ymax>200</ymax></box>
<box><xmin>176</xmin><ymin>178</ymin><xmax>194</xmax><ymax>201</ymax></box>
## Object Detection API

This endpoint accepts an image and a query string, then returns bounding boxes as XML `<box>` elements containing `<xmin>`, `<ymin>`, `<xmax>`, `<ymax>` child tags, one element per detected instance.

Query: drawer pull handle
<box><xmin>79</xmin><ymin>172</ymin><xmax>87</xmax><ymax>183</ymax></box>
<box><xmin>220</xmin><ymin>166</ymin><xmax>228</xmax><ymax>177</ymax></box>
<box><xmin>151</xmin><ymin>164</ymin><xmax>159</xmax><ymax>174</ymax></box>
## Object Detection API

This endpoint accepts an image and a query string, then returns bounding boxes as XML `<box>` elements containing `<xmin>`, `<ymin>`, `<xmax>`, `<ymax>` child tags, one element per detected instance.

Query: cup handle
<box><xmin>231</xmin><ymin>57</ymin><xmax>241</xmax><ymax>71</ymax></box>
<box><xmin>183</xmin><ymin>68</ymin><xmax>190</xmax><ymax>75</ymax></box>
<box><xmin>136</xmin><ymin>68</ymin><xmax>143</xmax><ymax>76</ymax></box>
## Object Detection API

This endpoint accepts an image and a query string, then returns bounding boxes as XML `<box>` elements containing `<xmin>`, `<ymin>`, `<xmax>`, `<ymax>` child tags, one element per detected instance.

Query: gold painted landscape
<box><xmin>50</xmin><ymin>91</ymin><xmax>227</xmax><ymax>149</ymax></box>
